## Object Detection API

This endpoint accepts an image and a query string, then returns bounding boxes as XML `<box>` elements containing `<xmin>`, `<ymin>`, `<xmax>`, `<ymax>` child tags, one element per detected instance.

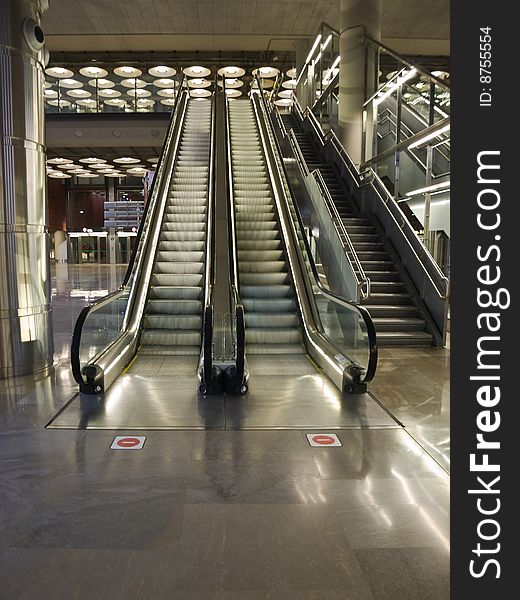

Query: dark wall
<box><xmin>47</xmin><ymin>178</ymin><xmax>67</xmax><ymax>231</ymax></box>
<box><xmin>67</xmin><ymin>190</ymin><xmax>105</xmax><ymax>231</ymax></box>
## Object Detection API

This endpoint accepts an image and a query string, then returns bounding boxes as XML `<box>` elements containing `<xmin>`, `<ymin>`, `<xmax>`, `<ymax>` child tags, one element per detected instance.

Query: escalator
<box><xmin>228</xmin><ymin>100</ymin><xmax>303</xmax><ymax>355</ymax></box>
<box><xmin>71</xmin><ymin>90</ymin><xmax>217</xmax><ymax>394</ymax></box>
<box><xmin>140</xmin><ymin>100</ymin><xmax>211</xmax><ymax>355</ymax></box>
<box><xmin>225</xmin><ymin>90</ymin><xmax>377</xmax><ymax>393</ymax></box>
<box><xmin>71</xmin><ymin>85</ymin><xmax>377</xmax><ymax>399</ymax></box>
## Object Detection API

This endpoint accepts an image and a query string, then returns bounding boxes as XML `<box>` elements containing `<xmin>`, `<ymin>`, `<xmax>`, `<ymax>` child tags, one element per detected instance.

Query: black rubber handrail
<box><xmin>257</xmin><ymin>82</ymin><xmax>378</xmax><ymax>383</ymax></box>
<box><xmin>223</xmin><ymin>82</ymin><xmax>247</xmax><ymax>393</ymax></box>
<box><xmin>200</xmin><ymin>85</ymin><xmax>217</xmax><ymax>392</ymax></box>
<box><xmin>70</xmin><ymin>82</ymin><xmax>186</xmax><ymax>386</ymax></box>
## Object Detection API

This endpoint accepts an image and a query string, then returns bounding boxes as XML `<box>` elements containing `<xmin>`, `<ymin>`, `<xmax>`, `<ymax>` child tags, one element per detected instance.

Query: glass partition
<box><xmin>71</xmin><ymin>91</ymin><xmax>187</xmax><ymax>389</ymax></box>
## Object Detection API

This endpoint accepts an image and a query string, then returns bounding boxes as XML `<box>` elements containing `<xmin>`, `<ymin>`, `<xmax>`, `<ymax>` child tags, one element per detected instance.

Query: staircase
<box><xmin>140</xmin><ymin>99</ymin><xmax>211</xmax><ymax>355</ymax></box>
<box><xmin>280</xmin><ymin>113</ymin><xmax>433</xmax><ymax>346</ymax></box>
<box><xmin>229</xmin><ymin>100</ymin><xmax>303</xmax><ymax>354</ymax></box>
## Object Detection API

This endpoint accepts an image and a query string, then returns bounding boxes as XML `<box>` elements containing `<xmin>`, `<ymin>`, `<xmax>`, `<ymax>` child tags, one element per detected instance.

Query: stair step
<box><xmin>146</xmin><ymin>299</ymin><xmax>202</xmax><ymax>314</ymax></box>
<box><xmin>245</xmin><ymin>313</ymin><xmax>299</xmax><ymax>328</ymax></box>
<box><xmin>364</xmin><ymin>304</ymin><xmax>418</xmax><ymax>317</ymax></box>
<box><xmin>369</xmin><ymin>281</ymin><xmax>406</xmax><ymax>293</ymax></box>
<box><xmin>369</xmin><ymin>317</ymin><xmax>426</xmax><ymax>331</ymax></box>
<box><xmin>238</xmin><ymin>260</ymin><xmax>286</xmax><ymax>273</ymax></box>
<box><xmin>143</xmin><ymin>315</ymin><xmax>202</xmax><ymax>330</ymax></box>
<box><xmin>140</xmin><ymin>330</ymin><xmax>201</xmax><ymax>347</ymax></box>
<box><xmin>151</xmin><ymin>273</ymin><xmax>203</xmax><ymax>287</ymax></box>
<box><xmin>148</xmin><ymin>286</ymin><xmax>202</xmax><ymax>300</ymax></box>
<box><xmin>242</xmin><ymin>298</ymin><xmax>296</xmax><ymax>312</ymax></box>
<box><xmin>245</xmin><ymin>328</ymin><xmax>302</xmax><ymax>345</ymax></box>
<box><xmin>363</xmin><ymin>293</ymin><xmax>412</xmax><ymax>305</ymax></box>
<box><xmin>139</xmin><ymin>345</ymin><xmax>201</xmax><ymax>356</ymax></box>
<box><xmin>240</xmin><ymin>284</ymin><xmax>293</xmax><ymax>298</ymax></box>
<box><xmin>365</xmin><ymin>270</ymin><xmax>401</xmax><ymax>282</ymax></box>
<box><xmin>375</xmin><ymin>331</ymin><xmax>433</xmax><ymax>346</ymax></box>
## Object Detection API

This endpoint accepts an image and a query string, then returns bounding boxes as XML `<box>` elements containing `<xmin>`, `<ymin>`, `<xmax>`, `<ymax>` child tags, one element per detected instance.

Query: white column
<box><xmin>338</xmin><ymin>0</ymin><xmax>381</xmax><ymax>166</ymax></box>
<box><xmin>0</xmin><ymin>0</ymin><xmax>53</xmax><ymax>378</ymax></box>
<box><xmin>54</xmin><ymin>230</ymin><xmax>68</xmax><ymax>262</ymax></box>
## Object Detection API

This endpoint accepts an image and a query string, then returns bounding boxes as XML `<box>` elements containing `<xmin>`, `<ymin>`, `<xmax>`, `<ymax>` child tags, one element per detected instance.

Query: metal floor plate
<box><xmin>48</xmin><ymin>354</ymin><xmax>399</xmax><ymax>430</ymax></box>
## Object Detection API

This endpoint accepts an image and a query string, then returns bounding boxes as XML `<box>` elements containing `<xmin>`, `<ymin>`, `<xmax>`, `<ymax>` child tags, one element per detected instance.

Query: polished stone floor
<box><xmin>0</xmin><ymin>264</ymin><xmax>450</xmax><ymax>599</ymax></box>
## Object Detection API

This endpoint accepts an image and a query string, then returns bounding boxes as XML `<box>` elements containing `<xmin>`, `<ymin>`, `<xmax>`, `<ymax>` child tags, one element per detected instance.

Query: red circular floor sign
<box><xmin>117</xmin><ymin>437</ymin><xmax>141</xmax><ymax>448</ymax></box>
<box><xmin>110</xmin><ymin>435</ymin><xmax>146</xmax><ymax>450</ymax></box>
<box><xmin>306</xmin><ymin>433</ymin><xmax>342</xmax><ymax>447</ymax></box>
<box><xmin>312</xmin><ymin>435</ymin><xmax>336</xmax><ymax>445</ymax></box>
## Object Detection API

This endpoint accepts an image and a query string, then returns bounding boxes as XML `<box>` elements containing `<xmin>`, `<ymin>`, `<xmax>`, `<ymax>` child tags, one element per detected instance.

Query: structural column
<box><xmin>338</xmin><ymin>0</ymin><xmax>381</xmax><ymax>166</ymax></box>
<box><xmin>0</xmin><ymin>0</ymin><xmax>53</xmax><ymax>378</ymax></box>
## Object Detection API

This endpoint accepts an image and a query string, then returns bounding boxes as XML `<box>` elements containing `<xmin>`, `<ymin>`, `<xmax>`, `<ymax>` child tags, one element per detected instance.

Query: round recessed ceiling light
<box><xmin>286</xmin><ymin>68</ymin><xmax>297</xmax><ymax>79</ymax></box>
<box><xmin>160</xmin><ymin>98</ymin><xmax>177</xmax><ymax>106</ymax></box>
<box><xmin>187</xmin><ymin>78</ymin><xmax>211</xmax><ymax>88</ymax></box>
<box><xmin>147</xmin><ymin>157</ymin><xmax>159</xmax><ymax>163</ymax></box>
<box><xmin>282</xmin><ymin>79</ymin><xmax>297</xmax><ymax>90</ymax></box>
<box><xmin>153</xmin><ymin>78</ymin><xmax>178</xmax><ymax>89</ymax></box>
<box><xmin>189</xmin><ymin>89</ymin><xmax>212</xmax><ymax>98</ymax></box>
<box><xmin>136</xmin><ymin>99</ymin><xmax>154</xmax><ymax>107</ymax></box>
<box><xmin>57</xmin><ymin>163</ymin><xmax>80</xmax><ymax>170</ymax></box>
<box><xmin>88</xmin><ymin>78</ymin><xmax>115</xmax><ymax>89</ymax></box>
<box><xmin>47</xmin><ymin>157</ymin><xmax>73</xmax><ymax>165</ymax></box>
<box><xmin>79</xmin><ymin>157</ymin><xmax>106</xmax><ymax>164</ymax></box>
<box><xmin>114</xmin><ymin>156</ymin><xmax>140</xmax><ymax>164</ymax></box>
<box><xmin>278</xmin><ymin>89</ymin><xmax>293</xmax><ymax>98</ymax></box>
<box><xmin>60</xmin><ymin>78</ymin><xmax>83</xmax><ymax>89</ymax></box>
<box><xmin>98</xmin><ymin>89</ymin><xmax>121</xmax><ymax>98</ymax></box>
<box><xmin>44</xmin><ymin>88</ymin><xmax>58</xmax><ymax>98</ymax></box>
<box><xmin>127</xmin><ymin>88</ymin><xmax>151</xmax><ymax>98</ymax></box>
<box><xmin>45</xmin><ymin>66</ymin><xmax>74</xmax><ymax>78</ymax></box>
<box><xmin>47</xmin><ymin>99</ymin><xmax>71</xmax><ymax>107</ymax></box>
<box><xmin>48</xmin><ymin>171</ymin><xmax>72</xmax><ymax>179</ymax></box>
<box><xmin>114</xmin><ymin>66</ymin><xmax>142</xmax><ymax>77</ymax></box>
<box><xmin>120</xmin><ymin>78</ymin><xmax>147</xmax><ymax>89</ymax></box>
<box><xmin>225</xmin><ymin>89</ymin><xmax>242</xmax><ymax>98</ymax></box>
<box><xmin>104</xmin><ymin>172</ymin><xmax>125</xmax><ymax>178</ymax></box>
<box><xmin>76</xmin><ymin>172</ymin><xmax>98</xmax><ymax>178</ymax></box>
<box><xmin>95</xmin><ymin>167</ymin><xmax>116</xmax><ymax>173</ymax></box>
<box><xmin>76</xmin><ymin>99</ymin><xmax>97</xmax><ymax>107</ymax></box>
<box><xmin>79</xmin><ymin>66</ymin><xmax>108</xmax><ymax>78</ymax></box>
<box><xmin>104</xmin><ymin>98</ymin><xmax>127</xmax><ymax>107</ymax></box>
<box><xmin>217</xmin><ymin>78</ymin><xmax>243</xmax><ymax>89</ymax></box>
<box><xmin>66</xmin><ymin>89</ymin><xmax>91</xmax><ymax>99</ymax></box>
<box><xmin>126</xmin><ymin>167</ymin><xmax>148</xmax><ymax>175</ymax></box>
<box><xmin>157</xmin><ymin>88</ymin><xmax>177</xmax><ymax>97</ymax></box>
<box><xmin>218</xmin><ymin>66</ymin><xmax>245</xmax><ymax>78</ymax></box>
<box><xmin>432</xmin><ymin>70</ymin><xmax>450</xmax><ymax>80</ymax></box>
<box><xmin>183</xmin><ymin>65</ymin><xmax>211</xmax><ymax>78</ymax></box>
<box><xmin>275</xmin><ymin>98</ymin><xmax>293</xmax><ymax>107</ymax></box>
<box><xmin>68</xmin><ymin>168</ymin><xmax>88</xmax><ymax>173</ymax></box>
<box><xmin>148</xmin><ymin>65</ymin><xmax>176</xmax><ymax>77</ymax></box>
<box><xmin>44</xmin><ymin>81</ymin><xmax>52</xmax><ymax>89</ymax></box>
<box><xmin>253</xmin><ymin>66</ymin><xmax>280</xmax><ymax>78</ymax></box>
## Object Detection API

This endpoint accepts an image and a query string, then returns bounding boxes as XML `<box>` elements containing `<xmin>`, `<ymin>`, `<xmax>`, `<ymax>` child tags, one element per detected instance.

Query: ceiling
<box><xmin>42</xmin><ymin>0</ymin><xmax>450</xmax><ymax>55</ymax></box>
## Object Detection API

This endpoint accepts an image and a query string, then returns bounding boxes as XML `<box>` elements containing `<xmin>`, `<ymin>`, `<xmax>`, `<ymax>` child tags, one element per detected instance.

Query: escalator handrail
<box><xmin>254</xmin><ymin>83</ymin><xmax>378</xmax><ymax>383</ymax></box>
<box><xmin>223</xmin><ymin>86</ymin><xmax>246</xmax><ymax>386</ymax></box>
<box><xmin>312</xmin><ymin>21</ymin><xmax>450</xmax><ymax>93</ymax></box>
<box><xmin>312</xmin><ymin>167</ymin><xmax>371</xmax><ymax>299</ymax></box>
<box><xmin>70</xmin><ymin>85</ymin><xmax>188</xmax><ymax>387</ymax></box>
<box><xmin>377</xmin><ymin>110</ymin><xmax>450</xmax><ymax>178</ymax></box>
<box><xmin>201</xmin><ymin>88</ymin><xmax>217</xmax><ymax>387</ymax></box>
<box><xmin>303</xmin><ymin>101</ymin><xmax>449</xmax><ymax>297</ymax></box>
